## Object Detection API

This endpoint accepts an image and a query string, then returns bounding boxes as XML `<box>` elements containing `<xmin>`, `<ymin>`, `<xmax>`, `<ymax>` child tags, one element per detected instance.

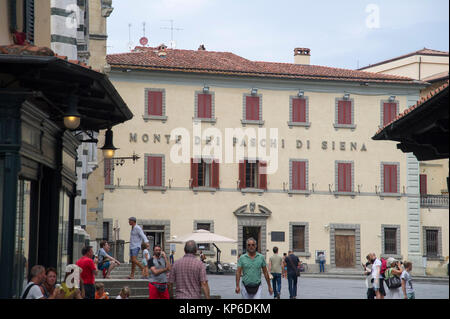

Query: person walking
<box><xmin>22</xmin><ymin>265</ymin><xmax>59</xmax><ymax>299</ymax></box>
<box><xmin>170</xmin><ymin>251</ymin><xmax>175</xmax><ymax>265</ymax></box>
<box><xmin>318</xmin><ymin>252</ymin><xmax>326</xmax><ymax>273</ymax></box>
<box><xmin>168</xmin><ymin>240</ymin><xmax>210</xmax><ymax>299</ymax></box>
<box><xmin>127</xmin><ymin>217</ymin><xmax>149</xmax><ymax>279</ymax></box>
<box><xmin>148</xmin><ymin>245</ymin><xmax>171</xmax><ymax>299</ymax></box>
<box><xmin>401</xmin><ymin>261</ymin><xmax>415</xmax><ymax>299</ymax></box>
<box><xmin>282</xmin><ymin>253</ymin><xmax>288</xmax><ymax>278</ymax></box>
<box><xmin>284</xmin><ymin>251</ymin><xmax>300</xmax><ymax>299</ymax></box>
<box><xmin>142</xmin><ymin>242</ymin><xmax>150</xmax><ymax>279</ymax></box>
<box><xmin>268</xmin><ymin>246</ymin><xmax>283</xmax><ymax>299</ymax></box>
<box><xmin>235</xmin><ymin>238</ymin><xmax>273</xmax><ymax>299</ymax></box>
<box><xmin>362</xmin><ymin>254</ymin><xmax>375</xmax><ymax>299</ymax></box>
<box><xmin>385</xmin><ymin>257</ymin><xmax>403</xmax><ymax>299</ymax></box>
<box><xmin>76</xmin><ymin>245</ymin><xmax>98</xmax><ymax>299</ymax></box>
<box><xmin>97</xmin><ymin>241</ymin><xmax>121</xmax><ymax>279</ymax></box>
<box><xmin>368</xmin><ymin>253</ymin><xmax>385</xmax><ymax>299</ymax></box>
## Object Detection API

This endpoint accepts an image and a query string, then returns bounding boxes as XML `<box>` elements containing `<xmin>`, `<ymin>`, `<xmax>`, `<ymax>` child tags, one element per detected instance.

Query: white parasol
<box><xmin>167</xmin><ymin>229</ymin><xmax>237</xmax><ymax>243</ymax></box>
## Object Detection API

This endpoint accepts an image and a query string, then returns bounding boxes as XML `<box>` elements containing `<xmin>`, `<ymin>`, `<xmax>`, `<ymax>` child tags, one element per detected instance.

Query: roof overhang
<box><xmin>372</xmin><ymin>84</ymin><xmax>449</xmax><ymax>161</ymax></box>
<box><xmin>0</xmin><ymin>54</ymin><xmax>133</xmax><ymax>130</ymax></box>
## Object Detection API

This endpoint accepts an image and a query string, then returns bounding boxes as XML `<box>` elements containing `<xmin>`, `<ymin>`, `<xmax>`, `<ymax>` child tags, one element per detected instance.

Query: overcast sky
<box><xmin>107</xmin><ymin>0</ymin><xmax>449</xmax><ymax>70</ymax></box>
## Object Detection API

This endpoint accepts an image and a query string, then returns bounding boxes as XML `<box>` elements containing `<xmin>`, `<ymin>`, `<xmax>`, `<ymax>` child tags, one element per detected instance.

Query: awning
<box><xmin>372</xmin><ymin>81</ymin><xmax>449</xmax><ymax>161</ymax></box>
<box><xmin>0</xmin><ymin>52</ymin><xmax>133</xmax><ymax>130</ymax></box>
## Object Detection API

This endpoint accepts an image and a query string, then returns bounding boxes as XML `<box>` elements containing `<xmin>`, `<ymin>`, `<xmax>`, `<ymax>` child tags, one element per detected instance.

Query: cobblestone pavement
<box><xmin>207</xmin><ymin>275</ymin><xmax>449</xmax><ymax>299</ymax></box>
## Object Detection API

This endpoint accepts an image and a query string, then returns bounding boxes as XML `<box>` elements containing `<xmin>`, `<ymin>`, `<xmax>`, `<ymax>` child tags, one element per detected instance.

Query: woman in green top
<box><xmin>385</xmin><ymin>257</ymin><xmax>403</xmax><ymax>299</ymax></box>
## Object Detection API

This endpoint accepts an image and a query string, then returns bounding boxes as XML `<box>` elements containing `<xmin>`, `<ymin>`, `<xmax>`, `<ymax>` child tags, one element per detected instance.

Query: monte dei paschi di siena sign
<box><xmin>128</xmin><ymin>131</ymin><xmax>368</xmax><ymax>152</ymax></box>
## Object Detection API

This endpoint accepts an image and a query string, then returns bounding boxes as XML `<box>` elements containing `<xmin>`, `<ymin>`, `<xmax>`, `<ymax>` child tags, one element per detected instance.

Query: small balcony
<box><xmin>420</xmin><ymin>194</ymin><xmax>449</xmax><ymax>208</ymax></box>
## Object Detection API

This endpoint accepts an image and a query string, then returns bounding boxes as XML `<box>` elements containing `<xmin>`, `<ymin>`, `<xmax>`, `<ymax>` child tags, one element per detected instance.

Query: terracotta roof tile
<box><xmin>107</xmin><ymin>46</ymin><xmax>419</xmax><ymax>84</ymax></box>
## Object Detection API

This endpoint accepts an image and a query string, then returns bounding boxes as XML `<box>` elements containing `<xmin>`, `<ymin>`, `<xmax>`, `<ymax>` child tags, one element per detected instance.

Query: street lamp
<box><xmin>63</xmin><ymin>95</ymin><xmax>81</xmax><ymax>130</ymax></box>
<box><xmin>101</xmin><ymin>128</ymin><xmax>118</xmax><ymax>159</ymax></box>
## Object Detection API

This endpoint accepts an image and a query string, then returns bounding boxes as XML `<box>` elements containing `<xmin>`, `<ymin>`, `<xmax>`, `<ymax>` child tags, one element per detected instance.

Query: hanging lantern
<box><xmin>63</xmin><ymin>95</ymin><xmax>81</xmax><ymax>130</ymax></box>
<box><xmin>101</xmin><ymin>128</ymin><xmax>118</xmax><ymax>159</ymax></box>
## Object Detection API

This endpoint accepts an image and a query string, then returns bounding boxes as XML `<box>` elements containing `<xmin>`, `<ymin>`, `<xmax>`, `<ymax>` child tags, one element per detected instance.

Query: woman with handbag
<box><xmin>384</xmin><ymin>257</ymin><xmax>403</xmax><ymax>299</ymax></box>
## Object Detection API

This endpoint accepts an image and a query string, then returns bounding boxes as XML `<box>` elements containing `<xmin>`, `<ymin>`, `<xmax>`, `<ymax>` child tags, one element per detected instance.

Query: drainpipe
<box><xmin>418</xmin><ymin>56</ymin><xmax>422</xmax><ymax>80</ymax></box>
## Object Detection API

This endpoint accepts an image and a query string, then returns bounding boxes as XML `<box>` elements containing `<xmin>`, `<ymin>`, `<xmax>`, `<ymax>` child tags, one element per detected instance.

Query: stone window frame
<box><xmin>380</xmin><ymin>162</ymin><xmax>401</xmax><ymax>196</ymax></box>
<box><xmin>422</xmin><ymin>226</ymin><xmax>443</xmax><ymax>261</ymax></box>
<box><xmin>329</xmin><ymin>224</ymin><xmax>361</xmax><ymax>267</ymax></box>
<box><xmin>143</xmin><ymin>154</ymin><xmax>166</xmax><ymax>191</ymax></box>
<box><xmin>193</xmin><ymin>220</ymin><xmax>215</xmax><ymax>256</ymax></box>
<box><xmin>138</xmin><ymin>219</ymin><xmax>171</xmax><ymax>255</ymax></box>
<box><xmin>289</xmin><ymin>159</ymin><xmax>310</xmax><ymax>195</ymax></box>
<box><xmin>379</xmin><ymin>99</ymin><xmax>399</xmax><ymax>129</ymax></box>
<box><xmin>334</xmin><ymin>97</ymin><xmax>356</xmax><ymax>130</ymax></box>
<box><xmin>288</xmin><ymin>95</ymin><xmax>311</xmax><ymax>128</ymax></box>
<box><xmin>102</xmin><ymin>218</ymin><xmax>114</xmax><ymax>242</ymax></box>
<box><xmin>241</xmin><ymin>93</ymin><xmax>264</xmax><ymax>126</ymax></box>
<box><xmin>289</xmin><ymin>222</ymin><xmax>311</xmax><ymax>257</ymax></box>
<box><xmin>194</xmin><ymin>91</ymin><xmax>217</xmax><ymax>123</ymax></box>
<box><xmin>143</xmin><ymin>88</ymin><xmax>168</xmax><ymax>122</ymax></box>
<box><xmin>381</xmin><ymin>225</ymin><xmax>402</xmax><ymax>259</ymax></box>
<box><xmin>334</xmin><ymin>160</ymin><xmax>356</xmax><ymax>196</ymax></box>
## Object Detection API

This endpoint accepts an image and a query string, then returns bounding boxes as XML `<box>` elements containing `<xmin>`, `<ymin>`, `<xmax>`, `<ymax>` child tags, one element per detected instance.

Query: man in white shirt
<box><xmin>128</xmin><ymin>217</ymin><xmax>149</xmax><ymax>279</ymax></box>
<box><xmin>369</xmin><ymin>253</ymin><xmax>384</xmax><ymax>299</ymax></box>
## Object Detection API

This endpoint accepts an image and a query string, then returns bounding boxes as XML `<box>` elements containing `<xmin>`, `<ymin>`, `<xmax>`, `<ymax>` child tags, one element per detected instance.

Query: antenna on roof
<box><xmin>161</xmin><ymin>19</ymin><xmax>183</xmax><ymax>49</ymax></box>
<box><xmin>127</xmin><ymin>23</ymin><xmax>134</xmax><ymax>51</ymax></box>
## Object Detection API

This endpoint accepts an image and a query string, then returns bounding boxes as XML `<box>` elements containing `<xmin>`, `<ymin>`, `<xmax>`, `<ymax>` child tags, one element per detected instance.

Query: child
<box><xmin>95</xmin><ymin>282</ymin><xmax>109</xmax><ymax>299</ymax></box>
<box><xmin>116</xmin><ymin>286</ymin><xmax>131</xmax><ymax>299</ymax></box>
<box><xmin>401</xmin><ymin>261</ymin><xmax>415</xmax><ymax>299</ymax></box>
<box><xmin>142</xmin><ymin>242</ymin><xmax>150</xmax><ymax>279</ymax></box>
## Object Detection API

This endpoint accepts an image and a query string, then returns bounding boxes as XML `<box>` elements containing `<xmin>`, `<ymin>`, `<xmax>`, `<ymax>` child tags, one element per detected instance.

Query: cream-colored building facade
<box><xmin>361</xmin><ymin>49</ymin><xmax>449</xmax><ymax>275</ymax></box>
<box><xmin>82</xmin><ymin>45</ymin><xmax>450</xmax><ymax>276</ymax></box>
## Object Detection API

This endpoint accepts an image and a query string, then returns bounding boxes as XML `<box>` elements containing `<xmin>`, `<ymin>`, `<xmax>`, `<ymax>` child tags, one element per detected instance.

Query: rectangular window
<box><xmin>384</xmin><ymin>228</ymin><xmax>397</xmax><ymax>255</ymax></box>
<box><xmin>146</xmin><ymin>156</ymin><xmax>163</xmax><ymax>187</ymax></box>
<box><xmin>420</xmin><ymin>174</ymin><xmax>427</xmax><ymax>195</ymax></box>
<box><xmin>337</xmin><ymin>162</ymin><xmax>352</xmax><ymax>192</ymax></box>
<box><xmin>196</xmin><ymin>223</ymin><xmax>211</xmax><ymax>251</ymax></box>
<box><xmin>337</xmin><ymin>100</ymin><xmax>352</xmax><ymax>125</ymax></box>
<box><xmin>426</xmin><ymin>230</ymin><xmax>438</xmax><ymax>257</ymax></box>
<box><xmin>103</xmin><ymin>222</ymin><xmax>110</xmax><ymax>241</ymax></box>
<box><xmin>245</xmin><ymin>96</ymin><xmax>260</xmax><ymax>121</ymax></box>
<box><xmin>292</xmin><ymin>225</ymin><xmax>305</xmax><ymax>252</ymax></box>
<box><xmin>104</xmin><ymin>158</ymin><xmax>113</xmax><ymax>186</ymax></box>
<box><xmin>383</xmin><ymin>102</ymin><xmax>398</xmax><ymax>126</ymax></box>
<box><xmin>291</xmin><ymin>160</ymin><xmax>307</xmax><ymax>191</ymax></box>
<box><xmin>147</xmin><ymin>90</ymin><xmax>163</xmax><ymax>116</ymax></box>
<box><xmin>383</xmin><ymin>164</ymin><xmax>398</xmax><ymax>193</ymax></box>
<box><xmin>292</xmin><ymin>98</ymin><xmax>306</xmax><ymax>123</ymax></box>
<box><xmin>191</xmin><ymin>158</ymin><xmax>219</xmax><ymax>188</ymax></box>
<box><xmin>239</xmin><ymin>160</ymin><xmax>267</xmax><ymax>190</ymax></box>
<box><xmin>197</xmin><ymin>93</ymin><xmax>212</xmax><ymax>119</ymax></box>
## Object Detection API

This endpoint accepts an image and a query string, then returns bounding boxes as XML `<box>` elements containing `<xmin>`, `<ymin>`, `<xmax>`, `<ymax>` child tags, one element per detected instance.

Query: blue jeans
<box><xmin>319</xmin><ymin>260</ymin><xmax>325</xmax><ymax>272</ymax></box>
<box><xmin>287</xmin><ymin>273</ymin><xmax>298</xmax><ymax>298</ymax></box>
<box><xmin>271</xmin><ymin>273</ymin><xmax>281</xmax><ymax>298</ymax></box>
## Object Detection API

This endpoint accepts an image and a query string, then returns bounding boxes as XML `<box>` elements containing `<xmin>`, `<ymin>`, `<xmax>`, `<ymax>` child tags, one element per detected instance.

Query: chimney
<box><xmin>294</xmin><ymin>48</ymin><xmax>310</xmax><ymax>65</ymax></box>
<box><xmin>198</xmin><ymin>44</ymin><xmax>206</xmax><ymax>51</ymax></box>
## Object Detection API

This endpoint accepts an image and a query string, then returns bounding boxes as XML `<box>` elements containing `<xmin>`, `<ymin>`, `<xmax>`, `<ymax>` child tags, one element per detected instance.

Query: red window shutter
<box><xmin>239</xmin><ymin>160</ymin><xmax>246</xmax><ymax>189</ymax></box>
<box><xmin>148</xmin><ymin>91</ymin><xmax>163</xmax><ymax>116</ymax></box>
<box><xmin>383</xmin><ymin>164</ymin><xmax>397</xmax><ymax>193</ymax></box>
<box><xmin>246</xmin><ymin>96</ymin><xmax>259</xmax><ymax>121</ymax></box>
<box><xmin>338</xmin><ymin>101</ymin><xmax>352</xmax><ymax>124</ymax></box>
<box><xmin>149</xmin><ymin>157</ymin><xmax>162</xmax><ymax>186</ymax></box>
<box><xmin>212</xmin><ymin>160</ymin><xmax>220</xmax><ymax>188</ymax></box>
<box><xmin>338</xmin><ymin>163</ymin><xmax>351</xmax><ymax>192</ymax></box>
<box><xmin>383</xmin><ymin>103</ymin><xmax>397</xmax><ymax>126</ymax></box>
<box><xmin>198</xmin><ymin>94</ymin><xmax>212</xmax><ymax>119</ymax></box>
<box><xmin>292</xmin><ymin>161</ymin><xmax>306</xmax><ymax>191</ymax></box>
<box><xmin>420</xmin><ymin>174</ymin><xmax>427</xmax><ymax>195</ymax></box>
<box><xmin>190</xmin><ymin>158</ymin><xmax>198</xmax><ymax>188</ymax></box>
<box><xmin>292</xmin><ymin>98</ymin><xmax>306</xmax><ymax>123</ymax></box>
<box><xmin>259</xmin><ymin>161</ymin><xmax>267</xmax><ymax>190</ymax></box>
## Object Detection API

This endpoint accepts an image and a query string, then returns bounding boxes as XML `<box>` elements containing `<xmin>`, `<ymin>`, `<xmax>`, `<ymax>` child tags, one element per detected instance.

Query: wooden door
<box><xmin>335</xmin><ymin>235</ymin><xmax>355</xmax><ymax>268</ymax></box>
